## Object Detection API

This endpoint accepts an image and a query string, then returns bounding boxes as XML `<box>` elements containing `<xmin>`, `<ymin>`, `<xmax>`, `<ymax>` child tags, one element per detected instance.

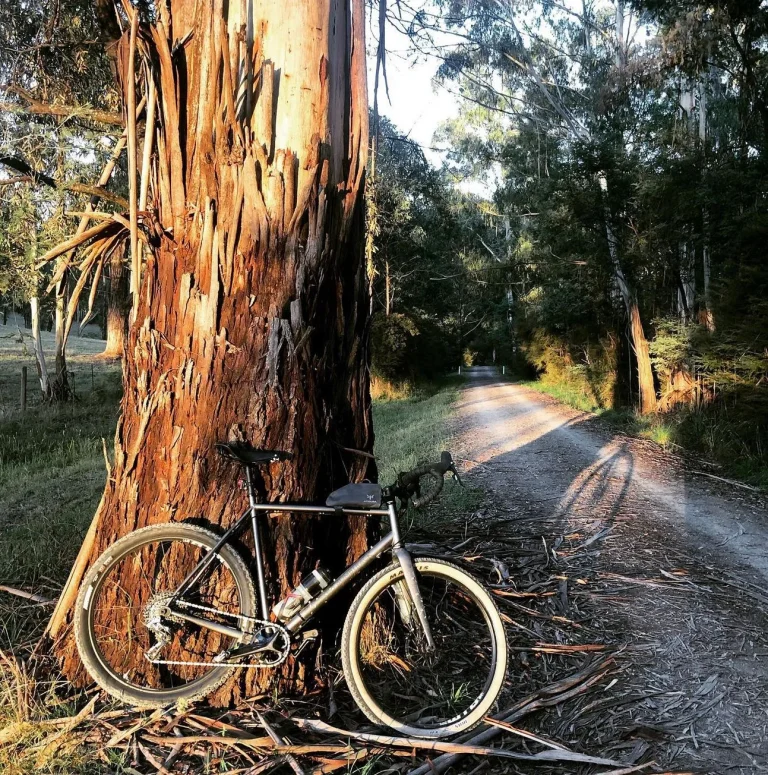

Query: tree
<box><xmin>0</xmin><ymin>0</ymin><xmax>121</xmax><ymax>397</ymax></box>
<box><xmin>46</xmin><ymin>0</ymin><xmax>374</xmax><ymax>700</ymax></box>
<box><xmin>365</xmin><ymin>114</ymin><xmax>511</xmax><ymax>378</ymax></box>
<box><xmin>394</xmin><ymin>0</ymin><xmax>659</xmax><ymax>410</ymax></box>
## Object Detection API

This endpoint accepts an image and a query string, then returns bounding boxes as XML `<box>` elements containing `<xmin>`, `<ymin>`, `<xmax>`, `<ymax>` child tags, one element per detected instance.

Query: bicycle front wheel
<box><xmin>342</xmin><ymin>557</ymin><xmax>508</xmax><ymax>738</ymax></box>
<box><xmin>74</xmin><ymin>523</ymin><xmax>257</xmax><ymax>708</ymax></box>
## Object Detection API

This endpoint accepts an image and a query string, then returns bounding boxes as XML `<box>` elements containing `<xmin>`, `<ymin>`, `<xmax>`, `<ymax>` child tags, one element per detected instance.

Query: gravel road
<box><xmin>454</xmin><ymin>367</ymin><xmax>768</xmax><ymax>773</ymax></box>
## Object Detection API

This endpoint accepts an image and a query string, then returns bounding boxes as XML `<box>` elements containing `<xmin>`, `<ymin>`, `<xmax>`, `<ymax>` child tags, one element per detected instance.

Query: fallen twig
<box><xmin>690</xmin><ymin>470</ymin><xmax>763</xmax><ymax>492</ymax></box>
<box><xmin>296</xmin><ymin>711</ymin><xmax>622</xmax><ymax>765</ymax></box>
<box><xmin>257</xmin><ymin>712</ymin><xmax>307</xmax><ymax>775</ymax></box>
<box><xmin>0</xmin><ymin>585</ymin><xmax>54</xmax><ymax>604</ymax></box>
<box><xmin>406</xmin><ymin>654</ymin><xmax>618</xmax><ymax>774</ymax></box>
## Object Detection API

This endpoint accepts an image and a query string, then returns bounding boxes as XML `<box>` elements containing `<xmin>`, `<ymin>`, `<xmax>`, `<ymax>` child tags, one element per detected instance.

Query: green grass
<box><xmin>0</xmin><ymin>368</ymin><xmax>122</xmax><ymax>652</ymax></box>
<box><xmin>372</xmin><ymin>380</ymin><xmax>460</xmax><ymax>484</ymax></box>
<box><xmin>517</xmin><ymin>378</ymin><xmax>606</xmax><ymax>415</ymax></box>
<box><xmin>373</xmin><ymin>377</ymin><xmax>483</xmax><ymax>525</ymax></box>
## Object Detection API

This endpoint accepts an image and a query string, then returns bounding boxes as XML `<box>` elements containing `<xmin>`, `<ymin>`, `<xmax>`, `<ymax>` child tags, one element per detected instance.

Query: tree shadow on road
<box><xmin>451</xmin><ymin>373</ymin><xmax>768</xmax><ymax>775</ymax></box>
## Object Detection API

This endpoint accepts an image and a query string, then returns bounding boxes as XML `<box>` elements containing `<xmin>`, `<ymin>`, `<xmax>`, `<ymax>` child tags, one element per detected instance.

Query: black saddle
<box><xmin>215</xmin><ymin>441</ymin><xmax>292</xmax><ymax>466</ymax></box>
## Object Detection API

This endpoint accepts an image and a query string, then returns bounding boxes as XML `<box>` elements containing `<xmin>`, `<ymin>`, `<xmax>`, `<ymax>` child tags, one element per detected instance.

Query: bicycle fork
<box><xmin>388</xmin><ymin>503</ymin><xmax>436</xmax><ymax>651</ymax></box>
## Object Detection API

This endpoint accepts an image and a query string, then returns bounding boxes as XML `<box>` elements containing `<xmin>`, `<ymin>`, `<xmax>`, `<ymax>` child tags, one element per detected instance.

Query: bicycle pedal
<box><xmin>293</xmin><ymin>629</ymin><xmax>319</xmax><ymax>658</ymax></box>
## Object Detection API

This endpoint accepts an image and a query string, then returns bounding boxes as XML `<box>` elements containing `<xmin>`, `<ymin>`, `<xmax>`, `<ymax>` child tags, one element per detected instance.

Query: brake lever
<box><xmin>450</xmin><ymin>463</ymin><xmax>464</xmax><ymax>487</ymax></box>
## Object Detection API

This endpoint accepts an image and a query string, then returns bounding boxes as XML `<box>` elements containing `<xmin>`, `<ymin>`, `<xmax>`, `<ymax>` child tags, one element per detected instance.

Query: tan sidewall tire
<box><xmin>74</xmin><ymin>523</ymin><xmax>257</xmax><ymax>709</ymax></box>
<box><xmin>341</xmin><ymin>557</ymin><xmax>508</xmax><ymax>738</ymax></box>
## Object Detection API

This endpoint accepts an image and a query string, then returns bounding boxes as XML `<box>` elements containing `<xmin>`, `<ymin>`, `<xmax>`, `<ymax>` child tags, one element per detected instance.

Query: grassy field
<box><xmin>0</xmin><ymin>330</ymin><xmax>467</xmax><ymax>773</ymax></box>
<box><xmin>0</xmin><ymin>323</ymin><xmax>123</xmax><ymax>653</ymax></box>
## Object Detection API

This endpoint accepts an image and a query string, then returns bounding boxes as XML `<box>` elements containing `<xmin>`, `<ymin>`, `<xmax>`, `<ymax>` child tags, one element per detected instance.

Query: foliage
<box><xmin>522</xmin><ymin>328</ymin><xmax>618</xmax><ymax>411</ymax></box>
<box><xmin>0</xmin><ymin>0</ymin><xmax>122</xmax><ymax>331</ymax></box>
<box><xmin>369</xmin><ymin>115</ymin><xmax>513</xmax><ymax>378</ymax></box>
<box><xmin>370</xmin><ymin>312</ymin><xmax>419</xmax><ymax>380</ymax></box>
<box><xmin>382</xmin><ymin>0</ymin><xmax>768</xmax><ymax>477</ymax></box>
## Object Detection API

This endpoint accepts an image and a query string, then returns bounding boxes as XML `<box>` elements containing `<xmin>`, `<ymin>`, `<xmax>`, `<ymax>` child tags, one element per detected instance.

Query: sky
<box><xmin>366</xmin><ymin>20</ymin><xmax>458</xmax><ymax>166</ymax></box>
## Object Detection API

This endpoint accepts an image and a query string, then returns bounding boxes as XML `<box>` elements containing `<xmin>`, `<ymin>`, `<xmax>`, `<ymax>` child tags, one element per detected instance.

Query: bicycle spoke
<box><xmin>87</xmin><ymin>537</ymin><xmax>244</xmax><ymax>690</ymax></box>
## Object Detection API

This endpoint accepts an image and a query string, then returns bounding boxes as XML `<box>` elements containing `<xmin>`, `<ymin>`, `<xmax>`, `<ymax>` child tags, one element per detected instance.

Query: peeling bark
<box><xmin>48</xmin><ymin>0</ymin><xmax>374</xmax><ymax>701</ymax></box>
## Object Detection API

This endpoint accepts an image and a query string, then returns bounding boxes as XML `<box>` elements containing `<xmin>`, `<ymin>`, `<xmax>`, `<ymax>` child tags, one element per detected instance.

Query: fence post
<box><xmin>502</xmin><ymin>365</ymin><xmax>505</xmax><ymax>376</ymax></box>
<box><xmin>21</xmin><ymin>366</ymin><xmax>27</xmax><ymax>411</ymax></box>
<box><xmin>458</xmin><ymin>365</ymin><xmax>462</xmax><ymax>375</ymax></box>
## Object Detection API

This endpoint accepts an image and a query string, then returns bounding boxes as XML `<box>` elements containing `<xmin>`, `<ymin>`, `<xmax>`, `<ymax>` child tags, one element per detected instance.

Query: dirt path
<box><xmin>453</xmin><ymin>368</ymin><xmax>768</xmax><ymax>774</ymax></box>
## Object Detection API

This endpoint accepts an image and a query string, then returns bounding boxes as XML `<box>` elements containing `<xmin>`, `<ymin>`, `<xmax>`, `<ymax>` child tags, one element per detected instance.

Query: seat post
<box><xmin>245</xmin><ymin>466</ymin><xmax>270</xmax><ymax>620</ymax></box>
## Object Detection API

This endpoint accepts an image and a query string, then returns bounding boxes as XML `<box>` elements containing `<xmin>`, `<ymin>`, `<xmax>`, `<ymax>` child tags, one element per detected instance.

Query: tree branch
<box><xmin>0</xmin><ymin>85</ymin><xmax>124</xmax><ymax>127</ymax></box>
<box><xmin>0</xmin><ymin>156</ymin><xmax>129</xmax><ymax>208</ymax></box>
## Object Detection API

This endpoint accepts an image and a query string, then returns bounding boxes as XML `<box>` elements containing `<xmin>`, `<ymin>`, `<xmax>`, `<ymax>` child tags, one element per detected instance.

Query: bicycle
<box><xmin>75</xmin><ymin>443</ymin><xmax>508</xmax><ymax>738</ymax></box>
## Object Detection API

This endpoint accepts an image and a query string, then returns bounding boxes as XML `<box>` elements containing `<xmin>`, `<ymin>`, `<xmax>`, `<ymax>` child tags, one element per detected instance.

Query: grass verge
<box><xmin>373</xmin><ymin>377</ymin><xmax>483</xmax><ymax>527</ymax></box>
<box><xmin>373</xmin><ymin>379</ymin><xmax>459</xmax><ymax>483</ymax></box>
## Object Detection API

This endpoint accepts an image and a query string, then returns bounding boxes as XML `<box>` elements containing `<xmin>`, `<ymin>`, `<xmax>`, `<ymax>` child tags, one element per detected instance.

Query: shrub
<box><xmin>371</xmin><ymin>313</ymin><xmax>419</xmax><ymax>381</ymax></box>
<box><xmin>521</xmin><ymin>329</ymin><xmax>618</xmax><ymax>410</ymax></box>
<box><xmin>371</xmin><ymin>313</ymin><xmax>454</xmax><ymax>382</ymax></box>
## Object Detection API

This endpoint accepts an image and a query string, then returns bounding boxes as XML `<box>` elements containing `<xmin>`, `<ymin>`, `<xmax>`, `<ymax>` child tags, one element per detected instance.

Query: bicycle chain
<box><xmin>145</xmin><ymin>600</ymin><xmax>291</xmax><ymax>668</ymax></box>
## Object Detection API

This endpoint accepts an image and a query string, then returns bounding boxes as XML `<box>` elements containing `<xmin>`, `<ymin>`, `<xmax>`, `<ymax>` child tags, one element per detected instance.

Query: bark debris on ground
<box><xmin>448</xmin><ymin>367</ymin><xmax>768</xmax><ymax>774</ymax></box>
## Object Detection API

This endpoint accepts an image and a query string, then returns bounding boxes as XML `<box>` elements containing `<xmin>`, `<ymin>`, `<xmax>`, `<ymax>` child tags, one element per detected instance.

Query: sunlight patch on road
<box><xmin>457</xmin><ymin>383</ymin><xmax>584</xmax><ymax>469</ymax></box>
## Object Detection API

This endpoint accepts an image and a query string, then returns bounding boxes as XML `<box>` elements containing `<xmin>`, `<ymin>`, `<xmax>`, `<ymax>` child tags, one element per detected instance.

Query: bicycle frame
<box><xmin>168</xmin><ymin>467</ymin><xmax>435</xmax><ymax>648</ymax></box>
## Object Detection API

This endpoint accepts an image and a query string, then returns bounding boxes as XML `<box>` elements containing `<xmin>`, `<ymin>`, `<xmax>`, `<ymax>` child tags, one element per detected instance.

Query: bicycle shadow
<box><xmin>451</xmin><ymin>373</ymin><xmax>768</xmax><ymax>774</ymax></box>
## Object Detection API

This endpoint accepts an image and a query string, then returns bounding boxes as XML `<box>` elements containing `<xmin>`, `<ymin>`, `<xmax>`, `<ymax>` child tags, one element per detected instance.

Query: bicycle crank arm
<box><xmin>220</xmin><ymin>630</ymin><xmax>284</xmax><ymax>662</ymax></box>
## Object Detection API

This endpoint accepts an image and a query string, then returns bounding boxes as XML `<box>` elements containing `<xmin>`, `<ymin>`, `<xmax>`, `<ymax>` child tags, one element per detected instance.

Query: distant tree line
<box><xmin>368</xmin><ymin>113</ymin><xmax>515</xmax><ymax>387</ymax></box>
<box><xmin>371</xmin><ymin>0</ymin><xmax>768</xmax><ymax>479</ymax></box>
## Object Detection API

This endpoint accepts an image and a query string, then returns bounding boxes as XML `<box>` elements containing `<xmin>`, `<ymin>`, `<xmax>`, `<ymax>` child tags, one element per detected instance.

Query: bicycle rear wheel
<box><xmin>74</xmin><ymin>523</ymin><xmax>256</xmax><ymax>708</ymax></box>
<box><xmin>342</xmin><ymin>557</ymin><xmax>507</xmax><ymax>738</ymax></box>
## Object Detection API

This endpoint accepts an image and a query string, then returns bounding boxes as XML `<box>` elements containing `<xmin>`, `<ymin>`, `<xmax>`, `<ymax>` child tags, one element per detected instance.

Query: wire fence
<box><xmin>0</xmin><ymin>317</ymin><xmax>119</xmax><ymax>415</ymax></box>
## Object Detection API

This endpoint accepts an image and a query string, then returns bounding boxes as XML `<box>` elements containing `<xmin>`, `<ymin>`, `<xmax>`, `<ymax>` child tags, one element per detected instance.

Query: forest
<box><xmin>369</xmin><ymin>0</ymin><xmax>768</xmax><ymax>484</ymax></box>
<box><xmin>1</xmin><ymin>1</ymin><xmax>768</xmax><ymax>774</ymax></box>
<box><xmin>3</xmin><ymin>0</ymin><xmax>768</xmax><ymax>481</ymax></box>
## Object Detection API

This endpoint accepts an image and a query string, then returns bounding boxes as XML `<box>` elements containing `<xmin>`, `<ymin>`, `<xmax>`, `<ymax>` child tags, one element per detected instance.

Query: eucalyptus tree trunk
<box><xmin>102</xmin><ymin>246</ymin><xmax>129</xmax><ymax>359</ymax></box>
<box><xmin>598</xmin><ymin>175</ymin><xmax>656</xmax><ymax>414</ymax></box>
<box><xmin>50</xmin><ymin>283</ymin><xmax>70</xmax><ymax>400</ymax></box>
<box><xmin>678</xmin><ymin>239</ymin><xmax>695</xmax><ymax>322</ymax></box>
<box><xmin>603</xmin><ymin>3</ymin><xmax>656</xmax><ymax>414</ymax></box>
<box><xmin>385</xmin><ymin>261</ymin><xmax>391</xmax><ymax>316</ymax></box>
<box><xmin>615</xmin><ymin>0</ymin><xmax>626</xmax><ymax>67</ymax></box>
<box><xmin>30</xmin><ymin>296</ymin><xmax>50</xmax><ymax>397</ymax></box>
<box><xmin>699</xmin><ymin>71</ymin><xmax>715</xmax><ymax>332</ymax></box>
<box><xmin>48</xmin><ymin>0</ymin><xmax>373</xmax><ymax>701</ymax></box>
